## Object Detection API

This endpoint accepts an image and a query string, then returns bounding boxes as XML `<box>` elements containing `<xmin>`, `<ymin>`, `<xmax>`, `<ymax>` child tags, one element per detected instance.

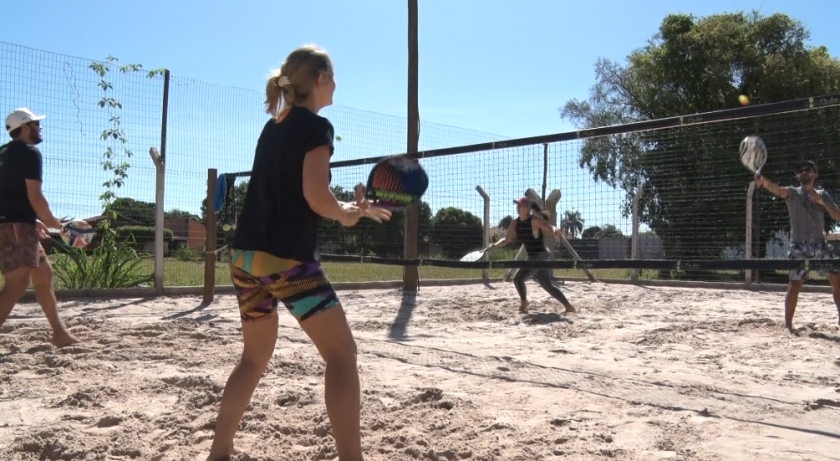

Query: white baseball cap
<box><xmin>6</xmin><ymin>108</ymin><xmax>46</xmax><ymax>133</ymax></box>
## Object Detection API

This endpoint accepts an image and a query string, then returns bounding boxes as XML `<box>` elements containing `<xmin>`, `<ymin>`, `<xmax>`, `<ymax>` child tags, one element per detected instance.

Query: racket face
<box><xmin>460</xmin><ymin>249</ymin><xmax>485</xmax><ymax>262</ymax></box>
<box><xmin>739</xmin><ymin>135</ymin><xmax>767</xmax><ymax>173</ymax></box>
<box><xmin>60</xmin><ymin>220</ymin><xmax>96</xmax><ymax>248</ymax></box>
<box><xmin>365</xmin><ymin>155</ymin><xmax>429</xmax><ymax>208</ymax></box>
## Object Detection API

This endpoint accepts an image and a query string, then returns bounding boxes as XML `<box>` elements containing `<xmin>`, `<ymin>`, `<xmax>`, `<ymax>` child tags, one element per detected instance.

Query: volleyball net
<box><xmin>207</xmin><ymin>93</ymin><xmax>840</xmax><ymax>292</ymax></box>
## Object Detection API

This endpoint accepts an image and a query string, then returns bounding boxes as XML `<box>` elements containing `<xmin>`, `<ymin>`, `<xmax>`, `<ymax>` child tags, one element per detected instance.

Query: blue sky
<box><xmin>1</xmin><ymin>0</ymin><xmax>839</xmax><ymax>236</ymax></box>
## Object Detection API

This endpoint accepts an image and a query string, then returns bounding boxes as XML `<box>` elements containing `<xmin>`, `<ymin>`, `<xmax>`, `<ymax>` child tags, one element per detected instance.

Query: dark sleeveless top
<box><xmin>515</xmin><ymin>216</ymin><xmax>547</xmax><ymax>256</ymax></box>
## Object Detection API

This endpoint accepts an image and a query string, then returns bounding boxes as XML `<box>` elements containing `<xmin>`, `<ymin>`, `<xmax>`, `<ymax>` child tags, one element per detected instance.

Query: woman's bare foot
<box><xmin>51</xmin><ymin>330</ymin><xmax>79</xmax><ymax>348</ymax></box>
<box><xmin>519</xmin><ymin>301</ymin><xmax>529</xmax><ymax>313</ymax></box>
<box><xmin>563</xmin><ymin>304</ymin><xmax>577</xmax><ymax>313</ymax></box>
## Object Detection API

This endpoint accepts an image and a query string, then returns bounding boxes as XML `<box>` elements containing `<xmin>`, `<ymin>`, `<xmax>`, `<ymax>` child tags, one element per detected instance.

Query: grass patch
<box><xmin>0</xmin><ymin>252</ymin><xmax>825</xmax><ymax>290</ymax></box>
<box><xmin>154</xmin><ymin>259</ymin><xmax>647</xmax><ymax>287</ymax></box>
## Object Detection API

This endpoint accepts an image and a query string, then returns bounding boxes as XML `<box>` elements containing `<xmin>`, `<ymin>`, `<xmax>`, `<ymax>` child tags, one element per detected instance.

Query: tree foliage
<box><xmin>498</xmin><ymin>215</ymin><xmax>513</xmax><ymax>230</ymax></box>
<box><xmin>429</xmin><ymin>207</ymin><xmax>483</xmax><ymax>257</ymax></box>
<box><xmin>582</xmin><ymin>224</ymin><xmax>624</xmax><ymax>239</ymax></box>
<box><xmin>561</xmin><ymin>11</ymin><xmax>840</xmax><ymax>259</ymax></box>
<box><xmin>318</xmin><ymin>185</ymin><xmax>433</xmax><ymax>257</ymax></box>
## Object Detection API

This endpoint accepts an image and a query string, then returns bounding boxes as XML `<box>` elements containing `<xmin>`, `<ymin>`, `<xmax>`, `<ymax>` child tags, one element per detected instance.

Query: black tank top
<box><xmin>515</xmin><ymin>216</ymin><xmax>547</xmax><ymax>256</ymax></box>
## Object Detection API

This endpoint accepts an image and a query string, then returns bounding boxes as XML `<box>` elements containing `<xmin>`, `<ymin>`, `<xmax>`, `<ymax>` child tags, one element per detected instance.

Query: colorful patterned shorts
<box><xmin>229</xmin><ymin>248</ymin><xmax>339</xmax><ymax>322</ymax></box>
<box><xmin>787</xmin><ymin>240</ymin><xmax>840</xmax><ymax>281</ymax></box>
<box><xmin>0</xmin><ymin>223</ymin><xmax>47</xmax><ymax>275</ymax></box>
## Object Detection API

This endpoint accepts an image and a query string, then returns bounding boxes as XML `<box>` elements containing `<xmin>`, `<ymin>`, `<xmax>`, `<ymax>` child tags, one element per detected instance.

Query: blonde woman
<box><xmin>207</xmin><ymin>45</ymin><xmax>390</xmax><ymax>461</ymax></box>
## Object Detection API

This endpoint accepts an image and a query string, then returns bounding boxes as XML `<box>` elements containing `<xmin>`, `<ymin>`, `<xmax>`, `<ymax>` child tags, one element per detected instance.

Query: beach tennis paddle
<box><xmin>58</xmin><ymin>218</ymin><xmax>96</xmax><ymax>248</ymax></box>
<box><xmin>739</xmin><ymin>135</ymin><xmax>767</xmax><ymax>177</ymax></box>
<box><xmin>460</xmin><ymin>248</ymin><xmax>488</xmax><ymax>262</ymax></box>
<box><xmin>365</xmin><ymin>154</ymin><xmax>429</xmax><ymax>210</ymax></box>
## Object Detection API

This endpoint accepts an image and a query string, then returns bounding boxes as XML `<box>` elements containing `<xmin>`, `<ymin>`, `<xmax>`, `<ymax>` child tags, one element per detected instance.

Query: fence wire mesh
<box><xmin>2</xmin><ymin>40</ymin><xmax>839</xmax><ymax>290</ymax></box>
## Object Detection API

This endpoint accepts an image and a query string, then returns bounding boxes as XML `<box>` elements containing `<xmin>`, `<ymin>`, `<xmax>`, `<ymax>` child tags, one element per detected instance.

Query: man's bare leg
<box><xmin>785</xmin><ymin>279</ymin><xmax>804</xmax><ymax>332</ymax></box>
<box><xmin>0</xmin><ymin>266</ymin><xmax>32</xmax><ymax>328</ymax></box>
<box><xmin>828</xmin><ymin>274</ymin><xmax>840</xmax><ymax>327</ymax></box>
<box><xmin>29</xmin><ymin>259</ymin><xmax>77</xmax><ymax>347</ymax></box>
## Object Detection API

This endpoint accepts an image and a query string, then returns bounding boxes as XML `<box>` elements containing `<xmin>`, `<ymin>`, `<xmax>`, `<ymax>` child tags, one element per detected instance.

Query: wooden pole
<box><xmin>745</xmin><ymin>181</ymin><xmax>755</xmax><ymax>286</ymax></box>
<box><xmin>542</xmin><ymin>143</ymin><xmax>548</xmax><ymax>205</ymax></box>
<box><xmin>476</xmin><ymin>185</ymin><xmax>490</xmax><ymax>283</ymax></box>
<box><xmin>631</xmin><ymin>186</ymin><xmax>642</xmax><ymax>282</ymax></box>
<box><xmin>403</xmin><ymin>0</ymin><xmax>420</xmax><ymax>292</ymax></box>
<box><xmin>203</xmin><ymin>169</ymin><xmax>218</xmax><ymax>305</ymax></box>
<box><xmin>150</xmin><ymin>148</ymin><xmax>165</xmax><ymax>295</ymax></box>
<box><xmin>152</xmin><ymin>70</ymin><xmax>170</xmax><ymax>296</ymax></box>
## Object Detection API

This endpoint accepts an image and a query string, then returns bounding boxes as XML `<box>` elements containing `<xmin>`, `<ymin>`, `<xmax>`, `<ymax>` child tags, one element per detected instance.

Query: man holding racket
<box><xmin>0</xmin><ymin>108</ymin><xmax>77</xmax><ymax>347</ymax></box>
<box><xmin>755</xmin><ymin>160</ymin><xmax>840</xmax><ymax>332</ymax></box>
<box><xmin>484</xmin><ymin>197</ymin><xmax>576</xmax><ymax>314</ymax></box>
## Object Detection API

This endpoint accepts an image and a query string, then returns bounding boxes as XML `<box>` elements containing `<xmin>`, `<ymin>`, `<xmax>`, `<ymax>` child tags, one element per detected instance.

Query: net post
<box><xmin>746</xmin><ymin>181</ymin><xmax>756</xmax><ymax>286</ymax></box>
<box><xmin>154</xmin><ymin>69</ymin><xmax>170</xmax><ymax>296</ymax></box>
<box><xmin>631</xmin><ymin>186</ymin><xmax>643</xmax><ymax>282</ymax></box>
<box><xmin>545</xmin><ymin>189</ymin><xmax>562</xmax><ymax>281</ymax></box>
<box><xmin>149</xmin><ymin>148</ymin><xmax>165</xmax><ymax>295</ymax></box>
<box><xmin>476</xmin><ymin>185</ymin><xmax>490</xmax><ymax>283</ymax></box>
<box><xmin>541</xmin><ymin>143</ymin><xmax>548</xmax><ymax>203</ymax></box>
<box><xmin>203</xmin><ymin>169</ymin><xmax>218</xmax><ymax>305</ymax></box>
<box><xmin>403</xmin><ymin>0</ymin><xmax>420</xmax><ymax>292</ymax></box>
<box><xmin>160</xmin><ymin>69</ymin><xmax>170</xmax><ymax>165</ymax></box>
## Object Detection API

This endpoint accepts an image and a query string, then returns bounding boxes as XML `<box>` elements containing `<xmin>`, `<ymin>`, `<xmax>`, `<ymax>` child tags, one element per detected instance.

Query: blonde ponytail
<box><xmin>264</xmin><ymin>70</ymin><xmax>284</xmax><ymax>116</ymax></box>
<box><xmin>263</xmin><ymin>44</ymin><xmax>333</xmax><ymax>117</ymax></box>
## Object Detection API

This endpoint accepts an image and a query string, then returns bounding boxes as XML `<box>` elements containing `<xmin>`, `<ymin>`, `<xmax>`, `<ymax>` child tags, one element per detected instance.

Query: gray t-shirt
<box><xmin>784</xmin><ymin>186</ymin><xmax>837</xmax><ymax>243</ymax></box>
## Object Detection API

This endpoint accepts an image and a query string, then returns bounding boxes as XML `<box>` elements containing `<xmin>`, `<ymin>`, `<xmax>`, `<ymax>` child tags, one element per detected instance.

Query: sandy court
<box><xmin>1</xmin><ymin>279</ymin><xmax>839</xmax><ymax>461</ymax></box>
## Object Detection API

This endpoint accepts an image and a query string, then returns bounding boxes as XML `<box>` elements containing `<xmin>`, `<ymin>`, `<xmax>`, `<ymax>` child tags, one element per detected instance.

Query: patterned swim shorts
<box><xmin>228</xmin><ymin>248</ymin><xmax>340</xmax><ymax>322</ymax></box>
<box><xmin>0</xmin><ymin>223</ymin><xmax>47</xmax><ymax>275</ymax></box>
<box><xmin>787</xmin><ymin>240</ymin><xmax>840</xmax><ymax>281</ymax></box>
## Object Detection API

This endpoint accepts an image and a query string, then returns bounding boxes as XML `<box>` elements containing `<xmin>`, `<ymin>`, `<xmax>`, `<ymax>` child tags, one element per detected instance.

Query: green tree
<box><xmin>166</xmin><ymin>209</ymin><xmax>200</xmax><ymax>220</ymax></box>
<box><xmin>498</xmin><ymin>215</ymin><xmax>513</xmax><ymax>230</ymax></box>
<box><xmin>596</xmin><ymin>224</ymin><xmax>624</xmax><ymax>238</ymax></box>
<box><xmin>560</xmin><ymin>11</ymin><xmax>840</xmax><ymax>259</ymax></box>
<box><xmin>111</xmin><ymin>197</ymin><xmax>155</xmax><ymax>225</ymax></box>
<box><xmin>582</xmin><ymin>226</ymin><xmax>601</xmax><ymax>239</ymax></box>
<box><xmin>429</xmin><ymin>207</ymin><xmax>483</xmax><ymax>258</ymax></box>
<box><xmin>340</xmin><ymin>192</ymin><xmax>432</xmax><ymax>257</ymax></box>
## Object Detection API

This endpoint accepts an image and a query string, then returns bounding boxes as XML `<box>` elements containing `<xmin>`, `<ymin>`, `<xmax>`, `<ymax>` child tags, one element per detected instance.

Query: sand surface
<box><xmin>1</xmin><ymin>280</ymin><xmax>839</xmax><ymax>461</ymax></box>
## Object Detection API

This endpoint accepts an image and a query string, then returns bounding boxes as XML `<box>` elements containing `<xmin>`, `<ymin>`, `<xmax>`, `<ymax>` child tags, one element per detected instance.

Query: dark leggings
<box><xmin>513</xmin><ymin>252</ymin><xmax>570</xmax><ymax>306</ymax></box>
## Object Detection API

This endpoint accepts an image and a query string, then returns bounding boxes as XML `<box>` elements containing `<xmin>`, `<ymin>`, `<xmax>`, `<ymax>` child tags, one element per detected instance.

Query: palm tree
<box><xmin>561</xmin><ymin>210</ymin><xmax>584</xmax><ymax>238</ymax></box>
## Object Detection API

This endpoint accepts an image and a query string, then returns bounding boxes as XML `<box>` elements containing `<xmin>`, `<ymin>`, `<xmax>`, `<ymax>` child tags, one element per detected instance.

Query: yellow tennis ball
<box><xmin>739</xmin><ymin>95</ymin><xmax>750</xmax><ymax>106</ymax></box>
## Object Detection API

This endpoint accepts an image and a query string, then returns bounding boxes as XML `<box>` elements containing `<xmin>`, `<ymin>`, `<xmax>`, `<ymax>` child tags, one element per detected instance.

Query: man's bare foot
<box><xmin>51</xmin><ymin>331</ymin><xmax>79</xmax><ymax>348</ymax></box>
<box><xmin>563</xmin><ymin>304</ymin><xmax>577</xmax><ymax>313</ymax></box>
<box><xmin>206</xmin><ymin>447</ymin><xmax>241</xmax><ymax>461</ymax></box>
<box><xmin>519</xmin><ymin>301</ymin><xmax>529</xmax><ymax>313</ymax></box>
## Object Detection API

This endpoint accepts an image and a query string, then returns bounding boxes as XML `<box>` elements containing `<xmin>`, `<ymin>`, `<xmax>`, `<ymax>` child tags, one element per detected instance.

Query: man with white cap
<box><xmin>0</xmin><ymin>108</ymin><xmax>77</xmax><ymax>347</ymax></box>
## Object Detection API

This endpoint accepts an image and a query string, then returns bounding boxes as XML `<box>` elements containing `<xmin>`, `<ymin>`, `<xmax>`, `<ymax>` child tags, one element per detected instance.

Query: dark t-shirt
<box><xmin>0</xmin><ymin>140</ymin><xmax>43</xmax><ymax>224</ymax></box>
<box><xmin>515</xmin><ymin>216</ymin><xmax>547</xmax><ymax>256</ymax></box>
<box><xmin>231</xmin><ymin>106</ymin><xmax>335</xmax><ymax>262</ymax></box>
